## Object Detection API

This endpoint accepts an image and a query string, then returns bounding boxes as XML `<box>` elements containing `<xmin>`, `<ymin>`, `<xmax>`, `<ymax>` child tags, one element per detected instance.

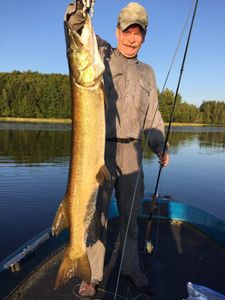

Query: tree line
<box><xmin>0</xmin><ymin>71</ymin><xmax>71</xmax><ymax>119</ymax></box>
<box><xmin>0</xmin><ymin>71</ymin><xmax>225</xmax><ymax>125</ymax></box>
<box><xmin>159</xmin><ymin>89</ymin><xmax>225</xmax><ymax>125</ymax></box>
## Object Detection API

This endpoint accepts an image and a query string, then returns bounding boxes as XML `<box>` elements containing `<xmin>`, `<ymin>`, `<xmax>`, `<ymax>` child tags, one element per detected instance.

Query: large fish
<box><xmin>51</xmin><ymin>13</ymin><xmax>109</xmax><ymax>289</ymax></box>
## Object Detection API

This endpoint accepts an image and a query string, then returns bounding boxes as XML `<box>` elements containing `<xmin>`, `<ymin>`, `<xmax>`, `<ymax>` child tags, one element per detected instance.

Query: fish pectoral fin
<box><xmin>51</xmin><ymin>198</ymin><xmax>69</xmax><ymax>236</ymax></box>
<box><xmin>96</xmin><ymin>165</ymin><xmax>111</xmax><ymax>187</ymax></box>
<box><xmin>54</xmin><ymin>250</ymin><xmax>91</xmax><ymax>289</ymax></box>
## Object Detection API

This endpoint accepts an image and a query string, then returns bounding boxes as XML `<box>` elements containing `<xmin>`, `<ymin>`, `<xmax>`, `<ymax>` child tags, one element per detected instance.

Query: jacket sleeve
<box><xmin>64</xmin><ymin>2</ymin><xmax>86</xmax><ymax>32</ymax></box>
<box><xmin>143</xmin><ymin>67</ymin><xmax>168</xmax><ymax>155</ymax></box>
<box><xmin>96</xmin><ymin>36</ymin><xmax>113</xmax><ymax>63</ymax></box>
<box><xmin>64</xmin><ymin>3</ymin><xmax>113</xmax><ymax>62</ymax></box>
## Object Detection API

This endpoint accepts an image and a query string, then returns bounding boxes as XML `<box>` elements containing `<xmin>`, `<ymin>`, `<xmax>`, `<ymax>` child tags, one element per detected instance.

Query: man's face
<box><xmin>116</xmin><ymin>24</ymin><xmax>144</xmax><ymax>58</ymax></box>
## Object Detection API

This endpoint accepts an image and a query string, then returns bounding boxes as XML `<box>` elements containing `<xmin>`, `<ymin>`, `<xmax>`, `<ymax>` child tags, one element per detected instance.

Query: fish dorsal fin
<box><xmin>96</xmin><ymin>165</ymin><xmax>111</xmax><ymax>186</ymax></box>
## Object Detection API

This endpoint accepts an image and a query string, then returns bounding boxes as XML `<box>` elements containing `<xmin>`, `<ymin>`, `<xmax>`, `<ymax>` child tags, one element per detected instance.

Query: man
<box><xmin>65</xmin><ymin>1</ymin><xmax>169</xmax><ymax>296</ymax></box>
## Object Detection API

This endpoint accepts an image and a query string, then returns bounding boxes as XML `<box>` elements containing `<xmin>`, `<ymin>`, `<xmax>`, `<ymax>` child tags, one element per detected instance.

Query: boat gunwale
<box><xmin>1</xmin><ymin>197</ymin><xmax>225</xmax><ymax>299</ymax></box>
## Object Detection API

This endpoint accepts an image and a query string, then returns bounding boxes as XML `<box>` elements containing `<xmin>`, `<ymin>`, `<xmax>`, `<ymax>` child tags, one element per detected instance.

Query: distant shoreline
<box><xmin>0</xmin><ymin>117</ymin><xmax>71</xmax><ymax>124</ymax></box>
<box><xmin>168</xmin><ymin>122</ymin><xmax>208</xmax><ymax>127</ymax></box>
<box><xmin>0</xmin><ymin>117</ymin><xmax>220</xmax><ymax>127</ymax></box>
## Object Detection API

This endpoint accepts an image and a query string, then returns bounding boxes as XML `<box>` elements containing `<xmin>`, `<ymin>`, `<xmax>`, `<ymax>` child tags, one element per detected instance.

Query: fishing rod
<box><xmin>112</xmin><ymin>1</ymin><xmax>199</xmax><ymax>298</ymax></box>
<box><xmin>144</xmin><ymin>0</ymin><xmax>199</xmax><ymax>254</ymax></box>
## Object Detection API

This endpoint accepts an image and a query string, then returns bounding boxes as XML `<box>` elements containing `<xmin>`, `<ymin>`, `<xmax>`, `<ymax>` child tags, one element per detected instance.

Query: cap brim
<box><xmin>120</xmin><ymin>20</ymin><xmax>146</xmax><ymax>31</ymax></box>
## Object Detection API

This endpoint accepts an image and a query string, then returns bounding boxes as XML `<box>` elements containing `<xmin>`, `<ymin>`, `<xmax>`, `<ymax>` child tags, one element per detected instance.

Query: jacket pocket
<box><xmin>132</xmin><ymin>78</ymin><xmax>150</xmax><ymax>115</ymax></box>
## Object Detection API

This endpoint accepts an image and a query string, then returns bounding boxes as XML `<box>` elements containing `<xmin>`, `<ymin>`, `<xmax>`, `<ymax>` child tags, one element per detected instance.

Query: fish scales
<box><xmin>68</xmin><ymin>85</ymin><xmax>105</xmax><ymax>253</ymax></box>
<box><xmin>51</xmin><ymin>14</ymin><xmax>109</xmax><ymax>289</ymax></box>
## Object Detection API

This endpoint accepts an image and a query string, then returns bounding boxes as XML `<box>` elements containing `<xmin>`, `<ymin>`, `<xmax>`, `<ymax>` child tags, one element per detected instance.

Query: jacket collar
<box><xmin>109</xmin><ymin>48</ymin><xmax>139</xmax><ymax>77</ymax></box>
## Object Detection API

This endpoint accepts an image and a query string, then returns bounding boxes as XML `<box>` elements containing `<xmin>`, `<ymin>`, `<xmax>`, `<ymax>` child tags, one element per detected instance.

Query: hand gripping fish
<box><xmin>51</xmin><ymin>13</ymin><xmax>110</xmax><ymax>289</ymax></box>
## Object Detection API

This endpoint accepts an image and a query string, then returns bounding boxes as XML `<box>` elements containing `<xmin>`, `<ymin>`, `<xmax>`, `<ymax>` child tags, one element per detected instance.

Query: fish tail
<box><xmin>54</xmin><ymin>249</ymin><xmax>91</xmax><ymax>289</ymax></box>
<box><xmin>51</xmin><ymin>198</ymin><xmax>69</xmax><ymax>236</ymax></box>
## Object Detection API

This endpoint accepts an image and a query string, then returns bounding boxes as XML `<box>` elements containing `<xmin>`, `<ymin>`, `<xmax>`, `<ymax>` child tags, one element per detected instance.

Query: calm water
<box><xmin>0</xmin><ymin>122</ymin><xmax>225</xmax><ymax>261</ymax></box>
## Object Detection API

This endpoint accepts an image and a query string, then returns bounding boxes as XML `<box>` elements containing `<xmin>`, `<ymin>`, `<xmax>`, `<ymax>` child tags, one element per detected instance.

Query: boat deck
<box><xmin>7</xmin><ymin>217</ymin><xmax>225</xmax><ymax>300</ymax></box>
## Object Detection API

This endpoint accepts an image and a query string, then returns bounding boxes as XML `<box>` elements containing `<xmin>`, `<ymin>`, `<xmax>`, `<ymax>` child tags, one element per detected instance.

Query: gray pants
<box><xmin>87</xmin><ymin>140</ymin><xmax>144</xmax><ymax>281</ymax></box>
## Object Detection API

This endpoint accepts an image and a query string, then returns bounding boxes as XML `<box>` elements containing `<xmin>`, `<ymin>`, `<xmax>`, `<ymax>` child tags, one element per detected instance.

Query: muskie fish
<box><xmin>51</xmin><ymin>14</ymin><xmax>109</xmax><ymax>289</ymax></box>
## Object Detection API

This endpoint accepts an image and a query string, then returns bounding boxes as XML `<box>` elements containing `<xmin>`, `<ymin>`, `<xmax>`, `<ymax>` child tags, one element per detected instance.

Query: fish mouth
<box><xmin>65</xmin><ymin>14</ymin><xmax>105</xmax><ymax>86</ymax></box>
<box><xmin>65</xmin><ymin>14</ymin><xmax>93</xmax><ymax>50</ymax></box>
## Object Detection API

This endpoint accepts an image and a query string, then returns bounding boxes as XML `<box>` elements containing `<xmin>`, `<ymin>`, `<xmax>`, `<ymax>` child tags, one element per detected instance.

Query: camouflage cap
<box><xmin>118</xmin><ymin>2</ymin><xmax>148</xmax><ymax>32</ymax></box>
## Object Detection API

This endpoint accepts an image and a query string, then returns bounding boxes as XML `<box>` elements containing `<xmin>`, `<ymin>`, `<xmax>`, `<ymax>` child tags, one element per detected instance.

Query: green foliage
<box><xmin>0</xmin><ymin>71</ymin><xmax>225</xmax><ymax>126</ymax></box>
<box><xmin>199</xmin><ymin>100</ymin><xmax>225</xmax><ymax>126</ymax></box>
<box><xmin>0</xmin><ymin>71</ymin><xmax>71</xmax><ymax>119</ymax></box>
<box><xmin>158</xmin><ymin>88</ymin><xmax>199</xmax><ymax>123</ymax></box>
<box><xmin>159</xmin><ymin>89</ymin><xmax>225</xmax><ymax>125</ymax></box>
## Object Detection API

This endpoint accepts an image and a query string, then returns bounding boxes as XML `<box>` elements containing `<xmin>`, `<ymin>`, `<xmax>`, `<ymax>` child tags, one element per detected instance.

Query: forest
<box><xmin>0</xmin><ymin>71</ymin><xmax>225</xmax><ymax>125</ymax></box>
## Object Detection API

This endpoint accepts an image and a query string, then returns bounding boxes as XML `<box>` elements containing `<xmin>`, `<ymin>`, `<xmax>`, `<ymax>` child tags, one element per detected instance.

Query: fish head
<box><xmin>65</xmin><ymin>15</ymin><xmax>105</xmax><ymax>87</ymax></box>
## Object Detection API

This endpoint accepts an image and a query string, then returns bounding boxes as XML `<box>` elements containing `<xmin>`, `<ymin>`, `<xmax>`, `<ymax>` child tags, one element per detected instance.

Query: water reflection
<box><xmin>198</xmin><ymin>131</ymin><xmax>225</xmax><ymax>152</ymax></box>
<box><xmin>143</xmin><ymin>127</ymin><xmax>225</xmax><ymax>159</ymax></box>
<box><xmin>1</xmin><ymin>123</ymin><xmax>224</xmax><ymax>164</ymax></box>
<box><xmin>0</xmin><ymin>123</ymin><xmax>225</xmax><ymax>261</ymax></box>
<box><xmin>0</xmin><ymin>122</ymin><xmax>71</xmax><ymax>164</ymax></box>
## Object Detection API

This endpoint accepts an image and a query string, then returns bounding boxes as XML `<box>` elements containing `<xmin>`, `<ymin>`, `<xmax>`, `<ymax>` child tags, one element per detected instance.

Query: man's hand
<box><xmin>81</xmin><ymin>0</ymin><xmax>95</xmax><ymax>15</ymax></box>
<box><xmin>158</xmin><ymin>151</ymin><xmax>170</xmax><ymax>167</ymax></box>
<box><xmin>82</xmin><ymin>0</ymin><xmax>94</xmax><ymax>9</ymax></box>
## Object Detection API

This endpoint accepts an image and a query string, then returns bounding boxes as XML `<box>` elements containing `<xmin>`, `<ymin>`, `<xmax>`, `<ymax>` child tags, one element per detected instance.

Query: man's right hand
<box><xmin>80</xmin><ymin>0</ymin><xmax>95</xmax><ymax>14</ymax></box>
<box><xmin>158</xmin><ymin>151</ymin><xmax>170</xmax><ymax>167</ymax></box>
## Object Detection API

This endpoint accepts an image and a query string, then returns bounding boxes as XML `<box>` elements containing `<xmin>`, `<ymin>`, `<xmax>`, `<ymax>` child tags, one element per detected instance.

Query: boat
<box><xmin>1</xmin><ymin>195</ymin><xmax>225</xmax><ymax>300</ymax></box>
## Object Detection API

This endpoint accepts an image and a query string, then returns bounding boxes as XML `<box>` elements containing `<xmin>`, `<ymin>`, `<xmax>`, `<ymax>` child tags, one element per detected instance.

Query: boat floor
<box><xmin>8</xmin><ymin>218</ymin><xmax>225</xmax><ymax>300</ymax></box>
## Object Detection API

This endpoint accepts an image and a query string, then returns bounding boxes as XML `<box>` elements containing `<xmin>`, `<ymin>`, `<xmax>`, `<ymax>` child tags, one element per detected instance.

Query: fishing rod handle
<box><xmin>144</xmin><ymin>214</ymin><xmax>155</xmax><ymax>254</ymax></box>
<box><xmin>145</xmin><ymin>214</ymin><xmax>152</xmax><ymax>237</ymax></box>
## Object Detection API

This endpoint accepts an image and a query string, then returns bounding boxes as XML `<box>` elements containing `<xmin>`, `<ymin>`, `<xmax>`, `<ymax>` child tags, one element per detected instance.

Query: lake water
<box><xmin>0</xmin><ymin>122</ymin><xmax>225</xmax><ymax>262</ymax></box>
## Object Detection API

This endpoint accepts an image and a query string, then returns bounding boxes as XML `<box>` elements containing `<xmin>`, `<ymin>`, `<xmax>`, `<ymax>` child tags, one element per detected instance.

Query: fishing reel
<box><xmin>144</xmin><ymin>240</ymin><xmax>154</xmax><ymax>255</ymax></box>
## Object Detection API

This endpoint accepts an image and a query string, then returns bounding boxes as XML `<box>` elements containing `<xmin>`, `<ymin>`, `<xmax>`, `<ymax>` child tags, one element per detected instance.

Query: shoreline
<box><xmin>0</xmin><ymin>117</ymin><xmax>222</xmax><ymax>127</ymax></box>
<box><xmin>0</xmin><ymin>117</ymin><xmax>71</xmax><ymax>124</ymax></box>
<box><xmin>168</xmin><ymin>122</ymin><xmax>209</xmax><ymax>127</ymax></box>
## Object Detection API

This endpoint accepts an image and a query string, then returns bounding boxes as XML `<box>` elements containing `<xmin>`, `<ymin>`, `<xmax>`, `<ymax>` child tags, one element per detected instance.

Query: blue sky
<box><xmin>1</xmin><ymin>0</ymin><xmax>225</xmax><ymax>106</ymax></box>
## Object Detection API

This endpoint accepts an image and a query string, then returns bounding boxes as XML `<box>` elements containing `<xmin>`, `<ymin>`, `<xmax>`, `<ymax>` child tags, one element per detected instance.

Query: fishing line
<box><xmin>70</xmin><ymin>0</ymin><xmax>197</xmax><ymax>298</ymax></box>
<box><xmin>134</xmin><ymin>0</ymin><xmax>196</xmax><ymax>257</ymax></box>
<box><xmin>161</xmin><ymin>0</ymin><xmax>196</xmax><ymax>93</ymax></box>
<box><xmin>152</xmin><ymin>173</ymin><xmax>163</xmax><ymax>254</ymax></box>
<box><xmin>144</xmin><ymin>0</ymin><xmax>199</xmax><ymax>249</ymax></box>
<box><xmin>73</xmin><ymin>284</ymin><xmax>150</xmax><ymax>300</ymax></box>
<box><xmin>113</xmin><ymin>0</ymin><xmax>199</xmax><ymax>298</ymax></box>
<box><xmin>140</xmin><ymin>0</ymin><xmax>196</xmax><ymax>152</ymax></box>
<box><xmin>141</xmin><ymin>0</ymin><xmax>196</xmax><ymax>172</ymax></box>
<box><xmin>73</xmin><ymin>284</ymin><xmax>133</xmax><ymax>299</ymax></box>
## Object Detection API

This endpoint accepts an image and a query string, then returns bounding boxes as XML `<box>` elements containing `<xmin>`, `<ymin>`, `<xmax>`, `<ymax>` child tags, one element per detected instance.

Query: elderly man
<box><xmin>65</xmin><ymin>1</ymin><xmax>169</xmax><ymax>296</ymax></box>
